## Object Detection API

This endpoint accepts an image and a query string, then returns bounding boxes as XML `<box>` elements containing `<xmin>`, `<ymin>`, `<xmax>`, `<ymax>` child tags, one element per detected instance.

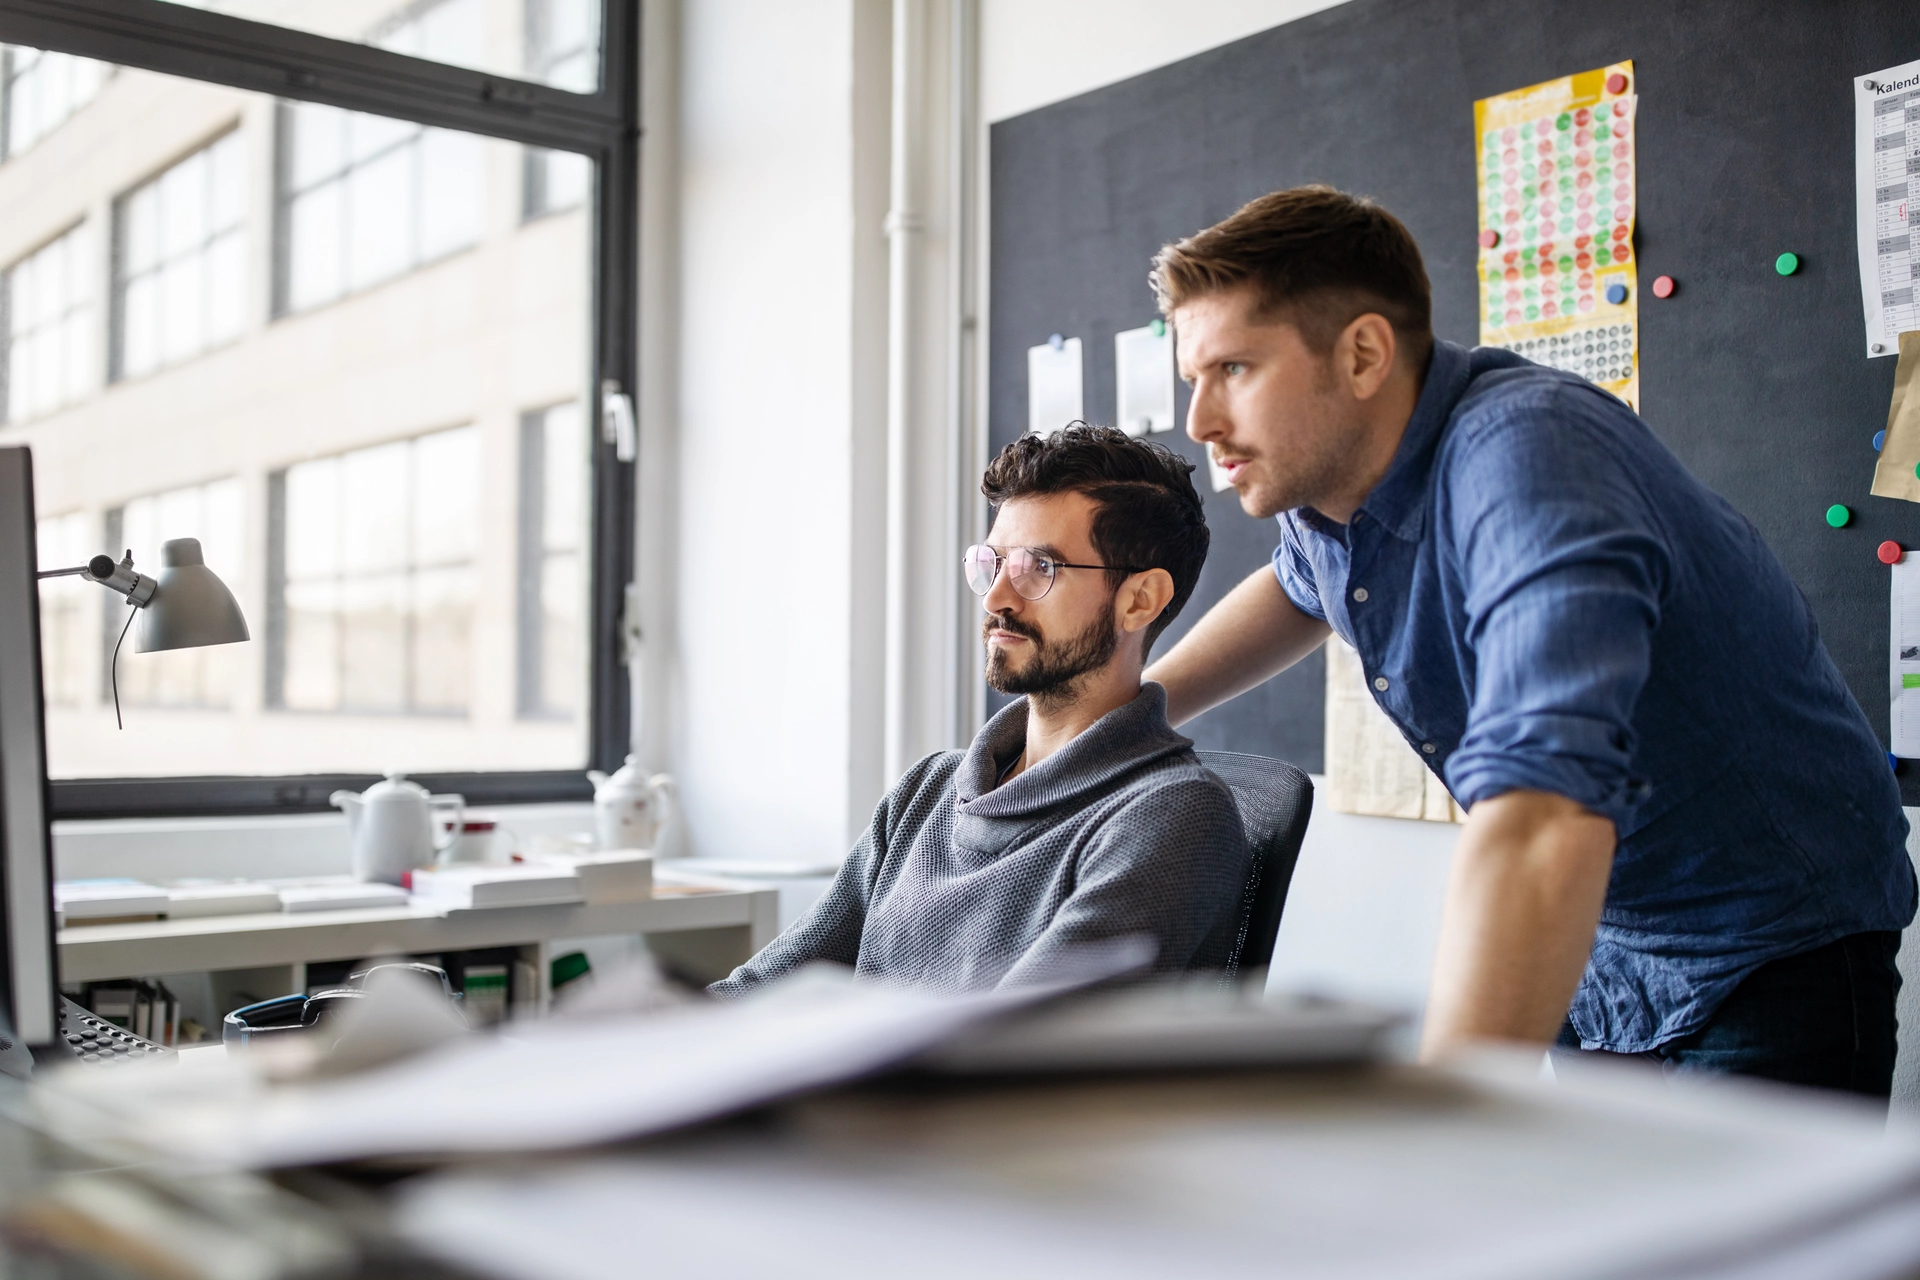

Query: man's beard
<box><xmin>983</xmin><ymin>607</ymin><xmax>1119</xmax><ymax>704</ymax></box>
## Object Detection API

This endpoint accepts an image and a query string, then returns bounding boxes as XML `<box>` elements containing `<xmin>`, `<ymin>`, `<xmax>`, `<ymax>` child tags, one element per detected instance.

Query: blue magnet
<box><xmin>1890</xmin><ymin>752</ymin><xmax>1900</xmax><ymax>772</ymax></box>
<box><xmin>1604</xmin><ymin>283</ymin><xmax>1629</xmax><ymax>305</ymax></box>
<box><xmin>1048</xmin><ymin>333</ymin><xmax>1064</xmax><ymax>351</ymax></box>
<box><xmin>1875</xmin><ymin>429</ymin><xmax>1886</xmax><ymax>452</ymax></box>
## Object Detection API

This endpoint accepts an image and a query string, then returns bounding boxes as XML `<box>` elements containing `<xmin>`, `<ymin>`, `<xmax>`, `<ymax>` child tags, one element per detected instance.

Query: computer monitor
<box><xmin>0</xmin><ymin>444</ymin><xmax>60</xmax><ymax>1076</ymax></box>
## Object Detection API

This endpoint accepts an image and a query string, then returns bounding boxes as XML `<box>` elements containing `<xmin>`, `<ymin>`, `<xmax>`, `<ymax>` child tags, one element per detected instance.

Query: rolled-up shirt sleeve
<box><xmin>1270</xmin><ymin>514</ymin><xmax>1329</xmax><ymax>621</ymax></box>
<box><xmin>1441</xmin><ymin>392</ymin><xmax>1671</xmax><ymax>828</ymax></box>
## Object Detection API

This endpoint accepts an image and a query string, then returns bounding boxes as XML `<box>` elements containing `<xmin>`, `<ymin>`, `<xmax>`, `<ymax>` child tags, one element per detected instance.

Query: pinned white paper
<box><xmin>1113</xmin><ymin>325</ymin><xmax>1174</xmax><ymax>437</ymax></box>
<box><xmin>1027</xmin><ymin>336</ymin><xmax>1083</xmax><ymax>436</ymax></box>
<box><xmin>1892</xmin><ymin>553</ymin><xmax>1920</xmax><ymax>756</ymax></box>
<box><xmin>1855</xmin><ymin>58</ymin><xmax>1920</xmax><ymax>358</ymax></box>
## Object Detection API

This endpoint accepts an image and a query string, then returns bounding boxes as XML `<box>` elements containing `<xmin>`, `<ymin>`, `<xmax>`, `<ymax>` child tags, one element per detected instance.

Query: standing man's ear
<box><xmin>1117</xmin><ymin>568</ymin><xmax>1177</xmax><ymax>637</ymax></box>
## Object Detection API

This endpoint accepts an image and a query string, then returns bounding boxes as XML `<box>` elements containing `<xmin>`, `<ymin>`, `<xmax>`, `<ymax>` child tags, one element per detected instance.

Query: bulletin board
<box><xmin>988</xmin><ymin>0</ymin><xmax>1920</xmax><ymax>795</ymax></box>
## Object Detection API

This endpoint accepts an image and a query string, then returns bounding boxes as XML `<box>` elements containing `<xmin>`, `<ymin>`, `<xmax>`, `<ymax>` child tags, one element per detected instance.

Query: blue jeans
<box><xmin>1555</xmin><ymin>932</ymin><xmax>1904</xmax><ymax>1100</ymax></box>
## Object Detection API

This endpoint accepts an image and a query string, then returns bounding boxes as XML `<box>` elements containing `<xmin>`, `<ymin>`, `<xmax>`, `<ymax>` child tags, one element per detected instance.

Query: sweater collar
<box><xmin>953</xmin><ymin>682</ymin><xmax>1192</xmax><ymax>819</ymax></box>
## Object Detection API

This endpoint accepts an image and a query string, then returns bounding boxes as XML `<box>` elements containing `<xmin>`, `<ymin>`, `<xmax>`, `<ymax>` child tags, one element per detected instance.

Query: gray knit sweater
<box><xmin>709</xmin><ymin>683</ymin><xmax>1250</xmax><ymax>998</ymax></box>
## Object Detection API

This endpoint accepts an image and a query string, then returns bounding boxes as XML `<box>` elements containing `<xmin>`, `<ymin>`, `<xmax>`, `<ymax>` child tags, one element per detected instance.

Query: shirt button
<box><xmin>1373</xmin><ymin>676</ymin><xmax>1390</xmax><ymax>692</ymax></box>
<box><xmin>1351</xmin><ymin>587</ymin><xmax>1369</xmax><ymax>602</ymax></box>
<box><xmin>1422</xmin><ymin>742</ymin><xmax>1437</xmax><ymax>754</ymax></box>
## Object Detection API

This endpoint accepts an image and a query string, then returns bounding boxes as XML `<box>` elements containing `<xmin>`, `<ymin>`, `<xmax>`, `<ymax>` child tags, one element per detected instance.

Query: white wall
<box><xmin>980</xmin><ymin>0</ymin><xmax>1352</xmax><ymax>123</ymax></box>
<box><xmin>655</xmin><ymin>0</ymin><xmax>893</xmax><ymax>861</ymax></box>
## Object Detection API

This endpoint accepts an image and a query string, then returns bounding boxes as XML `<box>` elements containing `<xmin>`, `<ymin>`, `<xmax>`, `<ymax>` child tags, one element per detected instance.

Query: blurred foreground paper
<box><xmin>395</xmin><ymin>1053</ymin><xmax>1920</xmax><ymax>1280</ymax></box>
<box><xmin>55</xmin><ymin>946</ymin><xmax>1147</xmax><ymax>1169</ymax></box>
<box><xmin>1870</xmin><ymin>330</ymin><xmax>1920</xmax><ymax>501</ymax></box>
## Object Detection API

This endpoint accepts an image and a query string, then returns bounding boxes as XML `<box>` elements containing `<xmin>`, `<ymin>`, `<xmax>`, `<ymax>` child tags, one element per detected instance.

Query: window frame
<box><xmin>0</xmin><ymin>0</ymin><xmax>639</xmax><ymax>819</ymax></box>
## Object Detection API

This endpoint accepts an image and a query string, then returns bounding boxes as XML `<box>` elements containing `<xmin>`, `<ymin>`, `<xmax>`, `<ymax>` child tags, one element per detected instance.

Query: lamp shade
<box><xmin>136</xmin><ymin>538</ymin><xmax>250</xmax><ymax>653</ymax></box>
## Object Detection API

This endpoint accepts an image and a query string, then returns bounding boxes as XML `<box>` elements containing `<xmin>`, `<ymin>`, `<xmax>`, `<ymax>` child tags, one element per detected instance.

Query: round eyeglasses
<box><xmin>962</xmin><ymin>544</ymin><xmax>1150</xmax><ymax>601</ymax></box>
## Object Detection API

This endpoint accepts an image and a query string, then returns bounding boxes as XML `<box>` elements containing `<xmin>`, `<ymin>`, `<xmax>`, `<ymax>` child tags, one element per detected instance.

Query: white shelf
<box><xmin>57</xmin><ymin>883</ymin><xmax>780</xmax><ymax>984</ymax></box>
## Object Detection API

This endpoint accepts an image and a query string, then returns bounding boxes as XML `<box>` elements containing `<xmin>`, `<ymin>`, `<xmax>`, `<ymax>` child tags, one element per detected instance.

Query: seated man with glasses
<box><xmin>711</xmin><ymin>424</ymin><xmax>1250</xmax><ymax>997</ymax></box>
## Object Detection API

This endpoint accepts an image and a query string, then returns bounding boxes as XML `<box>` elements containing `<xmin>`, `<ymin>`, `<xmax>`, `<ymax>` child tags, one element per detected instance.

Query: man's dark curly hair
<box><xmin>980</xmin><ymin>422</ymin><xmax>1209</xmax><ymax>653</ymax></box>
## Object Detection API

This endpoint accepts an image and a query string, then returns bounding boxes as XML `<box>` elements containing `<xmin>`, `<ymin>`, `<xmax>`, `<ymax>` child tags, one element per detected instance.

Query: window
<box><xmin>3</xmin><ymin>223</ymin><xmax>93</xmax><ymax>424</ymax></box>
<box><xmin>277</xmin><ymin>101</ymin><xmax>484</xmax><ymax>313</ymax></box>
<box><xmin>272</xmin><ymin>427</ymin><xmax>478</xmax><ymax>716</ymax></box>
<box><xmin>106</xmin><ymin>477</ymin><xmax>246</xmax><ymax>709</ymax></box>
<box><xmin>3</xmin><ymin>2</ymin><xmax>632</xmax><ymax>811</ymax></box>
<box><xmin>518</xmin><ymin>403</ymin><xmax>585</xmax><ymax>718</ymax></box>
<box><xmin>35</xmin><ymin>510</ymin><xmax>94</xmax><ymax>708</ymax></box>
<box><xmin>114</xmin><ymin>130</ymin><xmax>247</xmax><ymax>381</ymax></box>
<box><xmin>2</xmin><ymin>46</ymin><xmax>107</xmax><ymax>158</ymax></box>
<box><xmin>521</xmin><ymin>0</ymin><xmax>598</xmax><ymax>218</ymax></box>
<box><xmin>156</xmin><ymin>0</ymin><xmax>601</xmax><ymax>92</ymax></box>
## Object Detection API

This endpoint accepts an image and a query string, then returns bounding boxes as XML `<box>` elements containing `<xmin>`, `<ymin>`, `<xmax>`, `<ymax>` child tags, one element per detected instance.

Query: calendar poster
<box><xmin>1476</xmin><ymin>61</ymin><xmax>1641</xmax><ymax>410</ymax></box>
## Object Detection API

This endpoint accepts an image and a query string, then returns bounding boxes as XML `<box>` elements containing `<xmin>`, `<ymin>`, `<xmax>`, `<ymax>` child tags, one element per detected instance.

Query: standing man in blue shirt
<box><xmin>1144</xmin><ymin>185</ymin><xmax>1916</xmax><ymax>1096</ymax></box>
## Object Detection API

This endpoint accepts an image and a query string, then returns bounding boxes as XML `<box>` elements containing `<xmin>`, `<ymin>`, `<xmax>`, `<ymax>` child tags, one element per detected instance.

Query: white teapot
<box><xmin>330</xmin><ymin>772</ymin><xmax>465</xmax><ymax>885</ymax></box>
<box><xmin>586</xmin><ymin>756</ymin><xmax>675</xmax><ymax>852</ymax></box>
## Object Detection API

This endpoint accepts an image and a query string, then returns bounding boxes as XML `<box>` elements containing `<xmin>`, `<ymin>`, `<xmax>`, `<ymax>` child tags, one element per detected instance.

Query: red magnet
<box><xmin>1606</xmin><ymin>72</ymin><xmax>1629</xmax><ymax>95</ymax></box>
<box><xmin>1479</xmin><ymin>229</ymin><xmax>1500</xmax><ymax>249</ymax></box>
<box><xmin>1880</xmin><ymin>541</ymin><xmax>1905</xmax><ymax>565</ymax></box>
<box><xmin>1652</xmin><ymin>275</ymin><xmax>1676</xmax><ymax>298</ymax></box>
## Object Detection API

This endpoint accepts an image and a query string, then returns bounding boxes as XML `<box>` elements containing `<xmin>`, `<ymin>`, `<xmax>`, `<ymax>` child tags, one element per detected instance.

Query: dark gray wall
<box><xmin>988</xmin><ymin>0</ymin><xmax>1920</xmax><ymax>793</ymax></box>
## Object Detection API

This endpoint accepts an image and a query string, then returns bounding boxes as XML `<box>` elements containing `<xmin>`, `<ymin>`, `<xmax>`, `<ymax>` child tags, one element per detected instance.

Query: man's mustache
<box><xmin>982</xmin><ymin>611</ymin><xmax>1043</xmax><ymax>643</ymax></box>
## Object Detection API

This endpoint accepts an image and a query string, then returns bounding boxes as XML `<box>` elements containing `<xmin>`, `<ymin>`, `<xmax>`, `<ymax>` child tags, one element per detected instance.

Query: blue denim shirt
<box><xmin>1274</xmin><ymin>340</ymin><xmax>1917</xmax><ymax>1052</ymax></box>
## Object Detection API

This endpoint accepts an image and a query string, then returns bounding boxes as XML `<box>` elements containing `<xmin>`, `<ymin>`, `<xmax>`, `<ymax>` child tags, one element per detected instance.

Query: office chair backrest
<box><xmin>1195</xmin><ymin>750</ymin><xmax>1314</xmax><ymax>976</ymax></box>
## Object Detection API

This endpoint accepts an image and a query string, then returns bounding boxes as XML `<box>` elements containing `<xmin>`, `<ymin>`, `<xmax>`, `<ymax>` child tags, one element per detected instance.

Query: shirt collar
<box><xmin>1345</xmin><ymin>339</ymin><xmax>1472</xmax><ymax>544</ymax></box>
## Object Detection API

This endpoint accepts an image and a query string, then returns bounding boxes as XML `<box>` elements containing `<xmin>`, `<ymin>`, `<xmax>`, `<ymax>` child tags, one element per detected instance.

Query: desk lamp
<box><xmin>38</xmin><ymin>537</ymin><xmax>249</xmax><ymax>724</ymax></box>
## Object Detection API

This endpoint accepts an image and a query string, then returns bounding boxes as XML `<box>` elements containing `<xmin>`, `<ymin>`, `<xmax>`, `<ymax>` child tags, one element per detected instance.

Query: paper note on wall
<box><xmin>1854</xmin><ymin>57</ymin><xmax>1920</xmax><ymax>359</ymax></box>
<box><xmin>1323</xmin><ymin>636</ymin><xmax>1462</xmax><ymax>823</ymax></box>
<box><xmin>1027</xmin><ymin>337</ymin><xmax>1083</xmax><ymax>436</ymax></box>
<box><xmin>1476</xmin><ymin>61</ymin><xmax>1641</xmax><ymax>410</ymax></box>
<box><xmin>1114</xmin><ymin>324</ymin><xmax>1175</xmax><ymax>437</ymax></box>
<box><xmin>1892</xmin><ymin>551</ymin><xmax>1920</xmax><ymax>757</ymax></box>
<box><xmin>1870</xmin><ymin>331</ymin><xmax>1920</xmax><ymax>501</ymax></box>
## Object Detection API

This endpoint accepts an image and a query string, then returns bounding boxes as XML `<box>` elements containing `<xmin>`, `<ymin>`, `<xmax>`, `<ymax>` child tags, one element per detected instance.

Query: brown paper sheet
<box><xmin>1869</xmin><ymin>331</ymin><xmax>1920</xmax><ymax>502</ymax></box>
<box><xmin>1323</xmin><ymin>636</ymin><xmax>1463</xmax><ymax>823</ymax></box>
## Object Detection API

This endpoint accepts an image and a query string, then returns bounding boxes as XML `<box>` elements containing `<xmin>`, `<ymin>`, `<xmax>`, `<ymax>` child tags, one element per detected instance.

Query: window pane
<box><xmin>157</xmin><ymin>0</ymin><xmax>602</xmax><ymax>93</ymax></box>
<box><xmin>284</xmin><ymin>105</ymin><xmax>483</xmax><ymax>313</ymax></box>
<box><xmin>35</xmin><ymin>511</ymin><xmax>95</xmax><ymax>708</ymax></box>
<box><xmin>5</xmin><ymin>223</ymin><xmax>93</xmax><ymax>423</ymax></box>
<box><xmin>517</xmin><ymin>402</ymin><xmax>587</xmax><ymax>720</ymax></box>
<box><xmin>3</xmin><ymin>46</ymin><xmax>108</xmax><ymax>158</ymax></box>
<box><xmin>10</xmin><ymin>53</ymin><xmax>594</xmax><ymax>778</ymax></box>
<box><xmin>114</xmin><ymin>130</ymin><xmax>248</xmax><ymax>381</ymax></box>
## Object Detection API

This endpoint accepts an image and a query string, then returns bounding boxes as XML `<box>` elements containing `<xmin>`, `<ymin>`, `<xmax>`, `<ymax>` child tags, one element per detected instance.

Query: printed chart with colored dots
<box><xmin>1476</xmin><ymin>61</ymin><xmax>1641</xmax><ymax>409</ymax></box>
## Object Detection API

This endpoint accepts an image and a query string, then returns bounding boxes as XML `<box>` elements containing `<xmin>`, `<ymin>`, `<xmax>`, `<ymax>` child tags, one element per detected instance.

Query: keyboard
<box><xmin>58</xmin><ymin>996</ymin><xmax>176</xmax><ymax>1066</ymax></box>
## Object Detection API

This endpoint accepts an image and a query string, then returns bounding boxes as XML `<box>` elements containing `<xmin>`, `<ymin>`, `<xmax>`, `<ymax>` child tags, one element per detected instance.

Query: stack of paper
<box><xmin>408</xmin><ymin>865</ymin><xmax>583</xmax><ymax>910</ymax></box>
<box><xmin>271</xmin><ymin>879</ymin><xmax>410</xmax><ymax>914</ymax></box>
<box><xmin>54</xmin><ymin>880</ymin><xmax>168</xmax><ymax>926</ymax></box>
<box><xmin>163</xmin><ymin>881</ymin><xmax>282</xmax><ymax>919</ymax></box>
<box><xmin>518</xmin><ymin>851</ymin><xmax>652</xmax><ymax>904</ymax></box>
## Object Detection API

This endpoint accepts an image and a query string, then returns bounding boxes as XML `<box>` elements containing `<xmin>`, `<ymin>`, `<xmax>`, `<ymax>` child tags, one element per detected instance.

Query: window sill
<box><xmin>53</xmin><ymin>801</ymin><xmax>595</xmax><ymax>883</ymax></box>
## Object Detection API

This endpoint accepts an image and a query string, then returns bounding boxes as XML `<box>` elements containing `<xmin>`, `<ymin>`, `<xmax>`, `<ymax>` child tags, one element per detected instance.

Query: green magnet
<box><xmin>1149</xmin><ymin>318</ymin><xmax>1166</xmax><ymax>338</ymax></box>
<box><xmin>1775</xmin><ymin>252</ymin><xmax>1799</xmax><ymax>276</ymax></box>
<box><xmin>1825</xmin><ymin>504</ymin><xmax>1851</xmax><ymax>528</ymax></box>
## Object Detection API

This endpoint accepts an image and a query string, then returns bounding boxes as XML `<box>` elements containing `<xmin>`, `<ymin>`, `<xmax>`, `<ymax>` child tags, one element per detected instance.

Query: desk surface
<box><xmin>56</xmin><ymin>881</ymin><xmax>780</xmax><ymax>982</ymax></box>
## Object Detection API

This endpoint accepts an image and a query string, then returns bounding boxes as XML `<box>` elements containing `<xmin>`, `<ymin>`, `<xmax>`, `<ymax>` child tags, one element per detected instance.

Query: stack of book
<box><xmin>54</xmin><ymin>879</ymin><xmax>169</xmax><ymax>927</ymax></box>
<box><xmin>407</xmin><ymin>865</ymin><xmax>585</xmax><ymax>911</ymax></box>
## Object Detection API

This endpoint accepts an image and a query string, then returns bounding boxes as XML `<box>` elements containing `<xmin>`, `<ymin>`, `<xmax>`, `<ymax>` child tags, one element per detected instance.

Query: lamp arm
<box><xmin>35</xmin><ymin>552</ymin><xmax>157</xmax><ymax>606</ymax></box>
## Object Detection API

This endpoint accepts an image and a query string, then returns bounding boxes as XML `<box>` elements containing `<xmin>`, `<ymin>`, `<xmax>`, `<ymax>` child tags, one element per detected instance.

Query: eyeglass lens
<box><xmin>962</xmin><ymin>545</ymin><xmax>1056</xmax><ymax>600</ymax></box>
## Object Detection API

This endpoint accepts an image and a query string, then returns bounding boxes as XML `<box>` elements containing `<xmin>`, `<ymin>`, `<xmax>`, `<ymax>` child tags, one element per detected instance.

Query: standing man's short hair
<box><xmin>981</xmin><ymin>424</ymin><xmax>1208</xmax><ymax>651</ymax></box>
<box><xmin>1149</xmin><ymin>185</ymin><xmax>1434</xmax><ymax>366</ymax></box>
